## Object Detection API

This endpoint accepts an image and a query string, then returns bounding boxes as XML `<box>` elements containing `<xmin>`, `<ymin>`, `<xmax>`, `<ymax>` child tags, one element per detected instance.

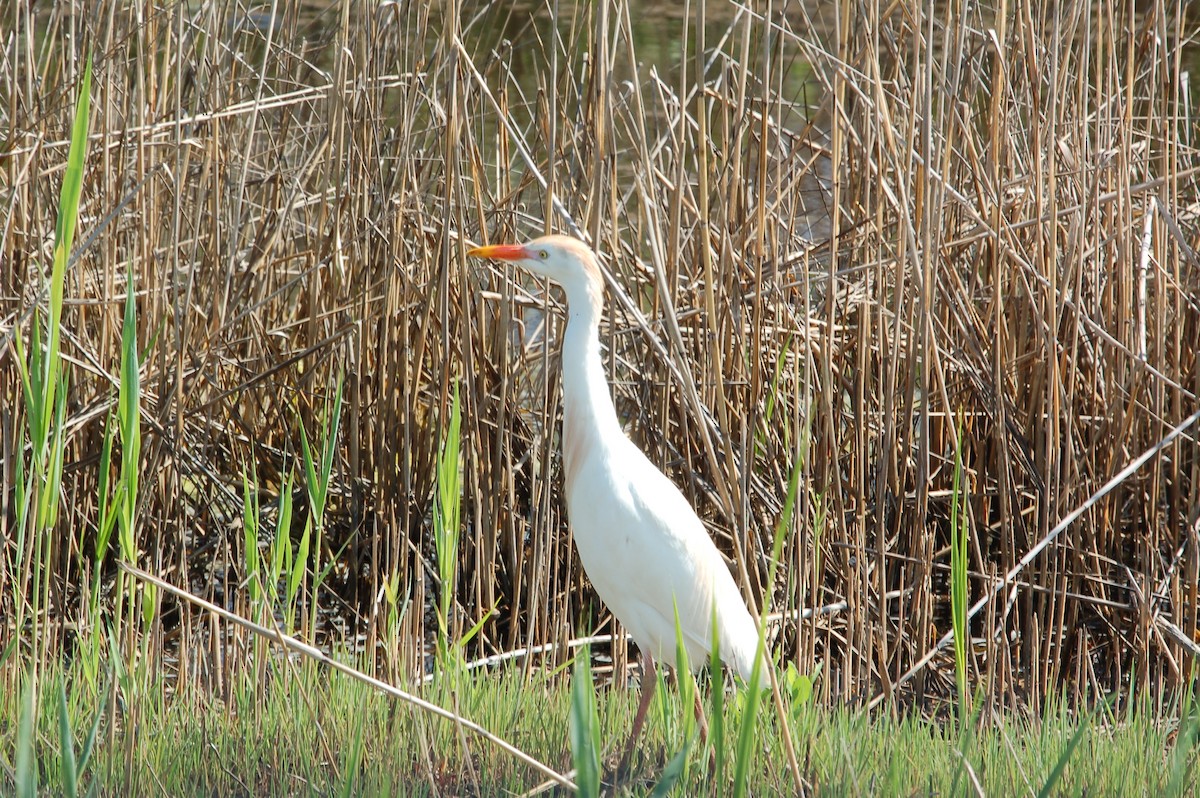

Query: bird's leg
<box><xmin>619</xmin><ymin>651</ymin><xmax>657</xmax><ymax>773</ymax></box>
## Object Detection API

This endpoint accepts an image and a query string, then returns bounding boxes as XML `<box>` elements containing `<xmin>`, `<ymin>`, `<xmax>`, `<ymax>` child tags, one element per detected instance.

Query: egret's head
<box><xmin>468</xmin><ymin>234</ymin><xmax>603</xmax><ymax>314</ymax></box>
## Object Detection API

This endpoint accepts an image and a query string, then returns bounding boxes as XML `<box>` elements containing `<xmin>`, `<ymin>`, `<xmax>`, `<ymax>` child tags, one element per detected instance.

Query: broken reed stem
<box><xmin>118</xmin><ymin>563</ymin><xmax>578</xmax><ymax>792</ymax></box>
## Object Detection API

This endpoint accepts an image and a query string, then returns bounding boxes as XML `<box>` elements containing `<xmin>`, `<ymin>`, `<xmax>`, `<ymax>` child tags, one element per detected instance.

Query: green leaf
<box><xmin>1165</xmin><ymin>705</ymin><xmax>1200</xmax><ymax>796</ymax></box>
<box><xmin>13</xmin><ymin>317</ymin><xmax>42</xmax><ymax>453</ymax></box>
<box><xmin>43</xmin><ymin>55</ymin><xmax>92</xmax><ymax>443</ymax></box>
<box><xmin>116</xmin><ymin>267</ymin><xmax>141</xmax><ymax>563</ymax></box>
<box><xmin>16</xmin><ymin>676</ymin><xmax>37</xmax><ymax>798</ymax></box>
<box><xmin>242</xmin><ymin>468</ymin><xmax>261</xmax><ymax>605</ymax></box>
<box><xmin>733</xmin><ymin>456</ymin><xmax>798</xmax><ymax>798</ymax></box>
<box><xmin>299</xmin><ymin>422</ymin><xmax>321</xmax><ymax>518</ymax></box>
<box><xmin>569</xmin><ymin>646</ymin><xmax>601</xmax><ymax>798</ymax></box>
<box><xmin>1036</xmin><ymin>709</ymin><xmax>1091</xmax><ymax>798</ymax></box>
<box><xmin>459</xmin><ymin>606</ymin><xmax>497</xmax><ymax>648</ymax></box>
<box><xmin>434</xmin><ymin>382</ymin><xmax>463</xmax><ymax>659</ymax></box>
<box><xmin>669</xmin><ymin>599</ymin><xmax>703</xmax><ymax>788</ymax></box>
<box><xmin>288</xmin><ymin>518</ymin><xmax>312</xmax><ymax>612</ymax></box>
<box><xmin>318</xmin><ymin>373</ymin><xmax>345</xmax><ymax>511</ymax></box>
<box><xmin>785</xmin><ymin>662</ymin><xmax>814</xmax><ymax>706</ymax></box>
<box><xmin>75</xmin><ymin>669</ymin><xmax>110</xmax><ymax>776</ymax></box>
<box><xmin>950</xmin><ymin>410</ymin><xmax>970</xmax><ymax>718</ymax></box>
<box><xmin>731</xmin><ymin>652</ymin><xmax>765</xmax><ymax>798</ymax></box>
<box><xmin>337</xmin><ymin>708</ymin><xmax>367</xmax><ymax>798</ymax></box>
<box><xmin>58</xmin><ymin>679</ymin><xmax>78</xmax><ymax>798</ymax></box>
<box><xmin>140</xmin><ymin>583</ymin><xmax>156</xmax><ymax>629</ymax></box>
<box><xmin>94</xmin><ymin>412</ymin><xmax>116</xmax><ymax>559</ymax></box>
<box><xmin>709</xmin><ymin>599</ymin><xmax>726</xmax><ymax>785</ymax></box>
<box><xmin>269</xmin><ymin>471</ymin><xmax>295</xmax><ymax>604</ymax></box>
<box><xmin>673</xmin><ymin>597</ymin><xmax>696</xmax><ymax>754</ymax></box>
<box><xmin>39</xmin><ymin>372</ymin><xmax>70</xmax><ymax>530</ymax></box>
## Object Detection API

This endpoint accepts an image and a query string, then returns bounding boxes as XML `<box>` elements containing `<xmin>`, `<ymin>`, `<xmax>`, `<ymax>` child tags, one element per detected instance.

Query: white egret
<box><xmin>468</xmin><ymin>234</ymin><xmax>762</xmax><ymax>761</ymax></box>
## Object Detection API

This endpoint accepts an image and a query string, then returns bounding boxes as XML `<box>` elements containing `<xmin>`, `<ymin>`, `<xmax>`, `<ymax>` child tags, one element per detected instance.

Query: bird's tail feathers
<box><xmin>723</xmin><ymin>624</ymin><xmax>772</xmax><ymax>685</ymax></box>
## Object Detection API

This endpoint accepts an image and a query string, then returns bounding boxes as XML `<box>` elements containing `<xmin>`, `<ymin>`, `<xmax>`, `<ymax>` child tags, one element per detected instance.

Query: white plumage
<box><xmin>564</xmin><ymin>397</ymin><xmax>761</xmax><ymax>680</ymax></box>
<box><xmin>469</xmin><ymin>234</ymin><xmax>762</xmax><ymax>754</ymax></box>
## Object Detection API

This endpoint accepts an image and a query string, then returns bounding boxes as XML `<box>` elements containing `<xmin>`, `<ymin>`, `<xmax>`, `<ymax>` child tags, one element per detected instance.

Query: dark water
<box><xmin>251</xmin><ymin>1</ymin><xmax>1199</xmax><ymax>174</ymax></box>
<box><xmin>239</xmin><ymin>0</ymin><xmax>822</xmax><ymax>124</ymax></box>
<box><xmin>216</xmin><ymin>2</ymin><xmax>1200</xmax><ymax>191</ymax></box>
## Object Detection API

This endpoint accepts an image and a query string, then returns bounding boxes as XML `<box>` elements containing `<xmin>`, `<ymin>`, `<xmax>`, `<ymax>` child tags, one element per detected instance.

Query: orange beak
<box><xmin>467</xmin><ymin>243</ymin><xmax>529</xmax><ymax>261</ymax></box>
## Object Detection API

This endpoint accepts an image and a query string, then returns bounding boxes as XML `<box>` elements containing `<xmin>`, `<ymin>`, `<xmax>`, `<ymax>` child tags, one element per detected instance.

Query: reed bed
<box><xmin>2</xmin><ymin>0</ymin><xmax>1199</xmax><ymax>788</ymax></box>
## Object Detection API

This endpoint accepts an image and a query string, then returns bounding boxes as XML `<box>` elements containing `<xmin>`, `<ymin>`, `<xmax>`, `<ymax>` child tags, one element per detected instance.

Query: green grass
<box><xmin>4</xmin><ymin>658</ymin><xmax>1197</xmax><ymax>797</ymax></box>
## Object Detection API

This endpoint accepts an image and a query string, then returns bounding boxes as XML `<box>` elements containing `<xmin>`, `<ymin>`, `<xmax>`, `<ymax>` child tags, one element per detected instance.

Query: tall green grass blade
<box><xmin>1035</xmin><ymin>708</ymin><xmax>1091</xmax><ymax>798</ymax></box>
<box><xmin>42</xmin><ymin>56</ymin><xmax>92</xmax><ymax>443</ymax></box>
<box><xmin>734</xmin><ymin>456</ymin><xmax>801</xmax><ymax>798</ymax></box>
<box><xmin>116</xmin><ymin>267</ymin><xmax>141</xmax><ymax>564</ymax></box>
<box><xmin>337</xmin><ymin>709</ymin><xmax>367</xmax><ymax>798</ymax></box>
<box><xmin>14</xmin><ymin>58</ymin><xmax>90</xmax><ymax>613</ymax></box>
<box><xmin>269</xmin><ymin>471</ymin><xmax>294</xmax><ymax>608</ymax></box>
<box><xmin>288</xmin><ymin>518</ymin><xmax>311</xmax><ymax>629</ymax></box>
<box><xmin>296</xmin><ymin>373</ymin><xmax>344</xmax><ymax>633</ymax></box>
<box><xmin>759</xmin><ymin>332</ymin><xmax>794</xmax><ymax>455</ymax></box>
<box><xmin>459</xmin><ymin>606</ymin><xmax>497</xmax><ymax>649</ymax></box>
<box><xmin>140</xmin><ymin>580</ymin><xmax>156</xmax><ymax>632</ymax></box>
<box><xmin>950</xmin><ymin>412</ymin><xmax>969</xmax><ymax>717</ymax></box>
<box><xmin>275</xmin><ymin>478</ymin><xmax>295</xmax><ymax>564</ymax></box>
<box><xmin>1165</xmin><ymin>697</ymin><xmax>1200</xmax><ymax>796</ymax></box>
<box><xmin>75</xmin><ymin>670</ymin><xmax>110</xmax><ymax>777</ymax></box>
<box><xmin>38</xmin><ymin>372</ymin><xmax>69</xmax><ymax>530</ymax></box>
<box><xmin>434</xmin><ymin>382</ymin><xmax>463</xmax><ymax>662</ymax></box>
<box><xmin>709</xmin><ymin>599</ymin><xmax>726</xmax><ymax>785</ymax></box>
<box><xmin>94</xmin><ymin>412</ymin><xmax>117</xmax><ymax>560</ymax></box>
<box><xmin>383</xmin><ymin>570</ymin><xmax>407</xmax><ymax>641</ymax></box>
<box><xmin>14</xmin><ymin>314</ymin><xmax>42</xmax><ymax>449</ymax></box>
<box><xmin>242</xmin><ymin>468</ymin><xmax>262</xmax><ymax>606</ymax></box>
<box><xmin>1183</xmin><ymin>671</ymin><xmax>1195</xmax><ymax>731</ymax></box>
<box><xmin>299</xmin><ymin>373</ymin><xmax>345</xmax><ymax>523</ymax></box>
<box><xmin>0</xmin><ymin>639</ymin><xmax>16</xmax><ymax>667</ymax></box>
<box><xmin>58</xmin><ymin>678</ymin><xmax>79</xmax><ymax>798</ymax></box>
<box><xmin>16</xmin><ymin>677</ymin><xmax>37</xmax><ymax>798</ymax></box>
<box><xmin>299</xmin><ymin>422</ymin><xmax>319</xmax><ymax>515</ymax></box>
<box><xmin>949</xmin><ymin>690</ymin><xmax>986</xmax><ymax>796</ymax></box>
<box><xmin>569</xmin><ymin>645</ymin><xmax>601</xmax><ymax>798</ymax></box>
<box><xmin>319</xmin><ymin>373</ymin><xmax>345</xmax><ymax>507</ymax></box>
<box><xmin>9</xmin><ymin>435</ymin><xmax>30</xmax><ymax>627</ymax></box>
<box><xmin>296</xmin><ymin>418</ymin><xmax>318</xmax><ymax>634</ymax></box>
<box><xmin>731</xmin><ymin>661</ymin><xmax>765</xmax><ymax>797</ymax></box>
<box><xmin>673</xmin><ymin>598</ymin><xmax>695</xmax><ymax>747</ymax></box>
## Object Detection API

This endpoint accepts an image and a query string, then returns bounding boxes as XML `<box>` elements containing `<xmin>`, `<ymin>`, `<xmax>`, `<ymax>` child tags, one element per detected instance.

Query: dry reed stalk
<box><xmin>1</xmin><ymin>0</ymin><xmax>1197</xmax><ymax>727</ymax></box>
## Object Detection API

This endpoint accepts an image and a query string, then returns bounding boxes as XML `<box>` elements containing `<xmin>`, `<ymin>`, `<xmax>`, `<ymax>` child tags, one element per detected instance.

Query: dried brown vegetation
<box><xmin>3</xmin><ymin>0</ymin><xmax>1199</xmax><ymax>717</ymax></box>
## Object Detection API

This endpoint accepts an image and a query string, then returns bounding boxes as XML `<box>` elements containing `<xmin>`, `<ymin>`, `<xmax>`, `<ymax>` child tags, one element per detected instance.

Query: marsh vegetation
<box><xmin>2</xmin><ymin>0</ymin><xmax>1199</xmax><ymax>793</ymax></box>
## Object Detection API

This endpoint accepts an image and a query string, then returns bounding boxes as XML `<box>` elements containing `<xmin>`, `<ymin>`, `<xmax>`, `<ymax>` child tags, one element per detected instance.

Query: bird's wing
<box><xmin>567</xmin><ymin>440</ymin><xmax>760</xmax><ymax>676</ymax></box>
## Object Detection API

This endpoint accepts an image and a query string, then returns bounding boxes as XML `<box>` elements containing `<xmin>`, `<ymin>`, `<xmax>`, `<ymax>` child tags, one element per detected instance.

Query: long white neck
<box><xmin>559</xmin><ymin>279</ymin><xmax>623</xmax><ymax>495</ymax></box>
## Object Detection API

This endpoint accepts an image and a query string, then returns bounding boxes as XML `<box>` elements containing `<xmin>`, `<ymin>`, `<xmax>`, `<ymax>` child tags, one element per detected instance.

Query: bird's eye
<box><xmin>539</xmin><ymin>250</ymin><xmax>549</xmax><ymax>260</ymax></box>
